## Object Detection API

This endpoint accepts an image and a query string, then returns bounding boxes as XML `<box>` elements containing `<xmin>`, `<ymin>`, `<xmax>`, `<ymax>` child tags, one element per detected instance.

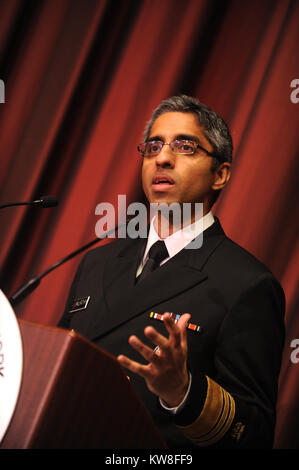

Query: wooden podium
<box><xmin>0</xmin><ymin>320</ymin><xmax>166</xmax><ymax>449</ymax></box>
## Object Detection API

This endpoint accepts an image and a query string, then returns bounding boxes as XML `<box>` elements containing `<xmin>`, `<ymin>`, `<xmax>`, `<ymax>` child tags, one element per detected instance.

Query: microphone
<box><xmin>33</xmin><ymin>195</ymin><xmax>58</xmax><ymax>208</ymax></box>
<box><xmin>0</xmin><ymin>195</ymin><xmax>58</xmax><ymax>209</ymax></box>
<box><xmin>9</xmin><ymin>221</ymin><xmax>128</xmax><ymax>307</ymax></box>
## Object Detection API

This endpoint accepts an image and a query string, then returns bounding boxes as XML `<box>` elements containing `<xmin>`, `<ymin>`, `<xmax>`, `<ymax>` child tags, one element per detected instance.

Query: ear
<box><xmin>211</xmin><ymin>162</ymin><xmax>231</xmax><ymax>191</ymax></box>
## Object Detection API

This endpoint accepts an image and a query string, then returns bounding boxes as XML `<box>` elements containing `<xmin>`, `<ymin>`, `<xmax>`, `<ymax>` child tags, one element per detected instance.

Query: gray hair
<box><xmin>143</xmin><ymin>94</ymin><xmax>233</xmax><ymax>170</ymax></box>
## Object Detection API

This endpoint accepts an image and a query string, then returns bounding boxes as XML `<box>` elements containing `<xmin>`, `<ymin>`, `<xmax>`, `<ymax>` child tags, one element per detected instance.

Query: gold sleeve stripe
<box><xmin>177</xmin><ymin>376</ymin><xmax>236</xmax><ymax>446</ymax></box>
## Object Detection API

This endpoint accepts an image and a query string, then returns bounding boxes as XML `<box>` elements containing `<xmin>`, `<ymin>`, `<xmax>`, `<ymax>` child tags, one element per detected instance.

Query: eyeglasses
<box><xmin>137</xmin><ymin>139</ymin><xmax>214</xmax><ymax>157</ymax></box>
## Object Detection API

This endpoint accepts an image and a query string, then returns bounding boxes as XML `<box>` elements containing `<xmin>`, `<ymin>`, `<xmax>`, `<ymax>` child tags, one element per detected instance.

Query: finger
<box><xmin>177</xmin><ymin>313</ymin><xmax>191</xmax><ymax>349</ymax></box>
<box><xmin>117</xmin><ymin>354</ymin><xmax>150</xmax><ymax>379</ymax></box>
<box><xmin>163</xmin><ymin>312</ymin><xmax>191</xmax><ymax>349</ymax></box>
<box><xmin>177</xmin><ymin>312</ymin><xmax>191</xmax><ymax>330</ymax></box>
<box><xmin>163</xmin><ymin>313</ymin><xmax>182</xmax><ymax>348</ymax></box>
<box><xmin>143</xmin><ymin>326</ymin><xmax>169</xmax><ymax>351</ymax></box>
<box><xmin>128</xmin><ymin>335</ymin><xmax>161</xmax><ymax>364</ymax></box>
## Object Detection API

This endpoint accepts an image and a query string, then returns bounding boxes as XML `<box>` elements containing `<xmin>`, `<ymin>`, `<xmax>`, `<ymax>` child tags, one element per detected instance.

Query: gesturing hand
<box><xmin>117</xmin><ymin>312</ymin><xmax>191</xmax><ymax>407</ymax></box>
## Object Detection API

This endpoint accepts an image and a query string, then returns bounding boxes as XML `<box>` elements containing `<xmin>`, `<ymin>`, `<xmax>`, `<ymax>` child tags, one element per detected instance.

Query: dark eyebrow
<box><xmin>146</xmin><ymin>135</ymin><xmax>164</xmax><ymax>142</ymax></box>
<box><xmin>146</xmin><ymin>134</ymin><xmax>202</xmax><ymax>143</ymax></box>
<box><xmin>176</xmin><ymin>134</ymin><xmax>201</xmax><ymax>143</ymax></box>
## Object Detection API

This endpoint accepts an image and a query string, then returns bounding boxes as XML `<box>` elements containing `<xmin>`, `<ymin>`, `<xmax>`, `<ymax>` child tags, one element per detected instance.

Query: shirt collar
<box><xmin>142</xmin><ymin>210</ymin><xmax>215</xmax><ymax>265</ymax></box>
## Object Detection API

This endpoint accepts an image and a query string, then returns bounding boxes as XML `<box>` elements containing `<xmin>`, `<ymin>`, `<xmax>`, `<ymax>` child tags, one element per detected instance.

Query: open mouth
<box><xmin>152</xmin><ymin>175</ymin><xmax>175</xmax><ymax>185</ymax></box>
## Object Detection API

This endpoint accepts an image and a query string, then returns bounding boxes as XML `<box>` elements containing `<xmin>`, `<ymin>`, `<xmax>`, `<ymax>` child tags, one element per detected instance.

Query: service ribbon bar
<box><xmin>150</xmin><ymin>312</ymin><xmax>200</xmax><ymax>333</ymax></box>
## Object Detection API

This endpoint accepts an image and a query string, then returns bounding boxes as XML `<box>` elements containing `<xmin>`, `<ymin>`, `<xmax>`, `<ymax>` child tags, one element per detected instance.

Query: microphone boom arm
<box><xmin>9</xmin><ymin>222</ymin><xmax>127</xmax><ymax>307</ymax></box>
<box><xmin>0</xmin><ymin>195</ymin><xmax>58</xmax><ymax>209</ymax></box>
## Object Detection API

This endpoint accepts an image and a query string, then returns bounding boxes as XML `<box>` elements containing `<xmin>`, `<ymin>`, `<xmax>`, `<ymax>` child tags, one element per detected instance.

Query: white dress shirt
<box><xmin>136</xmin><ymin>210</ymin><xmax>215</xmax><ymax>413</ymax></box>
<box><xmin>137</xmin><ymin>210</ymin><xmax>215</xmax><ymax>276</ymax></box>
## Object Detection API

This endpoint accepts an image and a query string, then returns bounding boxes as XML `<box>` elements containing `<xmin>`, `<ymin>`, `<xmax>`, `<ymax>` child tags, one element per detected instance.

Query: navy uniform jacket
<box><xmin>58</xmin><ymin>218</ymin><xmax>285</xmax><ymax>448</ymax></box>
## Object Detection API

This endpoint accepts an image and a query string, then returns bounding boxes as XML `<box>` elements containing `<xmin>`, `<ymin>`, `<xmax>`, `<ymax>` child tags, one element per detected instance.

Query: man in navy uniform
<box><xmin>59</xmin><ymin>95</ymin><xmax>285</xmax><ymax>448</ymax></box>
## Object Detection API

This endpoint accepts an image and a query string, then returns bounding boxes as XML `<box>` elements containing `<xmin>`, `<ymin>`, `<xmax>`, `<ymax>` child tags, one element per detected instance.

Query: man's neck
<box><xmin>154</xmin><ymin>205</ymin><xmax>211</xmax><ymax>239</ymax></box>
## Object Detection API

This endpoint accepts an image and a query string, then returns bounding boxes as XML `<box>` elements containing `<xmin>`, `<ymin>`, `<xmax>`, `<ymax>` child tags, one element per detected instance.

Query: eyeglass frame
<box><xmin>137</xmin><ymin>138</ymin><xmax>215</xmax><ymax>158</ymax></box>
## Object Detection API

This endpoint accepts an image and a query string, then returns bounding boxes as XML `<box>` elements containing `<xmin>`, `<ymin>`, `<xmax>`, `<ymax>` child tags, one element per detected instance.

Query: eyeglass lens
<box><xmin>139</xmin><ymin>140</ymin><xmax>197</xmax><ymax>155</ymax></box>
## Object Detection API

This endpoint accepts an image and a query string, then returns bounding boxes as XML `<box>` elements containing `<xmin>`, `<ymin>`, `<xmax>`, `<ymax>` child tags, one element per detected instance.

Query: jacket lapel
<box><xmin>90</xmin><ymin>218</ymin><xmax>226</xmax><ymax>341</ymax></box>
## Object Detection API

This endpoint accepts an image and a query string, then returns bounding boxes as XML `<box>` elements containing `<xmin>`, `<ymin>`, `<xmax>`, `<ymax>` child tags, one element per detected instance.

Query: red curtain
<box><xmin>0</xmin><ymin>0</ymin><xmax>298</xmax><ymax>448</ymax></box>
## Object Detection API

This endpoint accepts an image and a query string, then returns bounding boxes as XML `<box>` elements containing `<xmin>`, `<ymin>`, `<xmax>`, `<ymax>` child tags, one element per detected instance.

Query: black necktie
<box><xmin>137</xmin><ymin>240</ymin><xmax>169</xmax><ymax>282</ymax></box>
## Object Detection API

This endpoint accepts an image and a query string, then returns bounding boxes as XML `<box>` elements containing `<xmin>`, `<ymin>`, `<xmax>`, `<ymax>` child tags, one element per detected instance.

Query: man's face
<box><xmin>141</xmin><ymin>112</ymin><xmax>218</xmax><ymax>214</ymax></box>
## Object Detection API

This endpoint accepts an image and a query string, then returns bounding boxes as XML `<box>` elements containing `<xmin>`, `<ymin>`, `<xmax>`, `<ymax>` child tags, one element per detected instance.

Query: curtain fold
<box><xmin>0</xmin><ymin>0</ymin><xmax>298</xmax><ymax>448</ymax></box>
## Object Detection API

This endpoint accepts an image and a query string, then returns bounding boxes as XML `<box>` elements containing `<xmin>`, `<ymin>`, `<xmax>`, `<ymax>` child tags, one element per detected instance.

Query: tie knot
<box><xmin>148</xmin><ymin>240</ymin><xmax>169</xmax><ymax>265</ymax></box>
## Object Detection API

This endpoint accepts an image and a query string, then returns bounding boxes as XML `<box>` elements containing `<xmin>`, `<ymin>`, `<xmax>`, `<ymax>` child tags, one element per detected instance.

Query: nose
<box><xmin>155</xmin><ymin>143</ymin><xmax>175</xmax><ymax>168</ymax></box>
